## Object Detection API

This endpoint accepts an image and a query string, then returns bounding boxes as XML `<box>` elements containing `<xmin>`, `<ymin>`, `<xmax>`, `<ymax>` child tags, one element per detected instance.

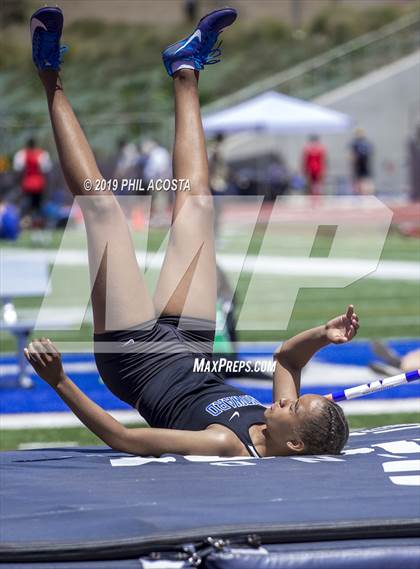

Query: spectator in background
<box><xmin>408</xmin><ymin>122</ymin><xmax>420</xmax><ymax>202</ymax></box>
<box><xmin>289</xmin><ymin>169</ymin><xmax>306</xmax><ymax>194</ymax></box>
<box><xmin>350</xmin><ymin>128</ymin><xmax>374</xmax><ymax>195</ymax></box>
<box><xmin>142</xmin><ymin>139</ymin><xmax>172</xmax><ymax>186</ymax></box>
<box><xmin>0</xmin><ymin>154</ymin><xmax>10</xmax><ymax>174</ymax></box>
<box><xmin>13</xmin><ymin>137</ymin><xmax>52</xmax><ymax>221</ymax></box>
<box><xmin>113</xmin><ymin>138</ymin><xmax>140</xmax><ymax>182</ymax></box>
<box><xmin>113</xmin><ymin>138</ymin><xmax>141</xmax><ymax>217</ymax></box>
<box><xmin>0</xmin><ymin>195</ymin><xmax>20</xmax><ymax>240</ymax></box>
<box><xmin>142</xmin><ymin>139</ymin><xmax>172</xmax><ymax>226</ymax></box>
<box><xmin>184</xmin><ymin>0</ymin><xmax>198</xmax><ymax>22</ymax></box>
<box><xmin>0</xmin><ymin>154</ymin><xmax>15</xmax><ymax>198</ymax></box>
<box><xmin>214</xmin><ymin>264</ymin><xmax>272</xmax><ymax>381</ymax></box>
<box><xmin>209</xmin><ymin>132</ymin><xmax>229</xmax><ymax>195</ymax></box>
<box><xmin>302</xmin><ymin>134</ymin><xmax>327</xmax><ymax>197</ymax></box>
<box><xmin>209</xmin><ymin>132</ymin><xmax>229</xmax><ymax>238</ymax></box>
<box><xmin>266</xmin><ymin>154</ymin><xmax>289</xmax><ymax>199</ymax></box>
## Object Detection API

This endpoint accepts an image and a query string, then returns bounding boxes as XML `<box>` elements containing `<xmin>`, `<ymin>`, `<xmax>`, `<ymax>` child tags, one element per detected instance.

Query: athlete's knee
<box><xmin>190</xmin><ymin>193</ymin><xmax>214</xmax><ymax>213</ymax></box>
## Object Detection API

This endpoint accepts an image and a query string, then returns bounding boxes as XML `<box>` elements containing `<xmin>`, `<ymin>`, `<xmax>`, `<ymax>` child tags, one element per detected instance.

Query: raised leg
<box><xmin>40</xmin><ymin>71</ymin><xmax>155</xmax><ymax>332</ymax></box>
<box><xmin>153</xmin><ymin>70</ymin><xmax>217</xmax><ymax>322</ymax></box>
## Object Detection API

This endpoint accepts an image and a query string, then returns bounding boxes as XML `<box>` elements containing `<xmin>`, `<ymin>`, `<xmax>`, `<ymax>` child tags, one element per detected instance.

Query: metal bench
<box><xmin>1</xmin><ymin>255</ymin><xmax>51</xmax><ymax>388</ymax></box>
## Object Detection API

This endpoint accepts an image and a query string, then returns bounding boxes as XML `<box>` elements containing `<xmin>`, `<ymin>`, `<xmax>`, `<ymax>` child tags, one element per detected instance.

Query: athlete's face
<box><xmin>264</xmin><ymin>394</ymin><xmax>325</xmax><ymax>453</ymax></box>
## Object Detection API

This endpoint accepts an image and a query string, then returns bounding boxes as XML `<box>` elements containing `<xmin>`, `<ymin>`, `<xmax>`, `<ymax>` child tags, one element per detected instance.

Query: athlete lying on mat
<box><xmin>25</xmin><ymin>7</ymin><xmax>358</xmax><ymax>458</ymax></box>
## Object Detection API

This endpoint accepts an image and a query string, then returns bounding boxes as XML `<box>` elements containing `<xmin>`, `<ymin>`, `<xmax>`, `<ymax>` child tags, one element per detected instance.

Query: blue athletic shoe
<box><xmin>162</xmin><ymin>7</ymin><xmax>237</xmax><ymax>76</ymax></box>
<box><xmin>30</xmin><ymin>7</ymin><xmax>66</xmax><ymax>71</ymax></box>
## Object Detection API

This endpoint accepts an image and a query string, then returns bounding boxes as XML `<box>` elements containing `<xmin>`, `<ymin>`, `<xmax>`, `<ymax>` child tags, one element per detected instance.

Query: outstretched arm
<box><xmin>24</xmin><ymin>339</ymin><xmax>231</xmax><ymax>456</ymax></box>
<box><xmin>273</xmin><ymin>305</ymin><xmax>359</xmax><ymax>401</ymax></box>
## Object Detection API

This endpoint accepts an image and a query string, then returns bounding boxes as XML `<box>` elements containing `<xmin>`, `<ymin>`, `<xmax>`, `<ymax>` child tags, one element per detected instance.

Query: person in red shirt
<box><xmin>302</xmin><ymin>134</ymin><xmax>327</xmax><ymax>197</ymax></box>
<box><xmin>13</xmin><ymin>137</ymin><xmax>52</xmax><ymax>218</ymax></box>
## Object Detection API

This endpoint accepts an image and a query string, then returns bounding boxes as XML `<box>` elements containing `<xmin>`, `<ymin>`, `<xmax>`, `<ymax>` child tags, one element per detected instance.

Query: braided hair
<box><xmin>296</xmin><ymin>399</ymin><xmax>349</xmax><ymax>455</ymax></box>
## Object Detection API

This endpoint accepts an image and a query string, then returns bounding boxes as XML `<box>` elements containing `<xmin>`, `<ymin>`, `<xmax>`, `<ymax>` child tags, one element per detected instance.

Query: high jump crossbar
<box><xmin>324</xmin><ymin>369</ymin><xmax>420</xmax><ymax>402</ymax></box>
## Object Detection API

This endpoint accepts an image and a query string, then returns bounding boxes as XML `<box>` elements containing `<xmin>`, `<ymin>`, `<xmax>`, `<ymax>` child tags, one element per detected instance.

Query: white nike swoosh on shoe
<box><xmin>229</xmin><ymin>411</ymin><xmax>240</xmax><ymax>421</ymax></box>
<box><xmin>122</xmin><ymin>338</ymin><xmax>135</xmax><ymax>346</ymax></box>
<box><xmin>174</xmin><ymin>29</ymin><xmax>201</xmax><ymax>54</ymax></box>
<box><xmin>30</xmin><ymin>17</ymin><xmax>48</xmax><ymax>38</ymax></box>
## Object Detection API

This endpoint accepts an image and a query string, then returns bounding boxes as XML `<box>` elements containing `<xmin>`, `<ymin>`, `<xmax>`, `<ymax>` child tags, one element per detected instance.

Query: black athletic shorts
<box><xmin>94</xmin><ymin>315</ymin><xmax>225</xmax><ymax>428</ymax></box>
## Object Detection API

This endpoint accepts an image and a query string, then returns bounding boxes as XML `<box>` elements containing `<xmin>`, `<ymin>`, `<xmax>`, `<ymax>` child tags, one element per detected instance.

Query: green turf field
<box><xmin>4</xmin><ymin>224</ymin><xmax>420</xmax><ymax>260</ymax></box>
<box><xmin>1</xmin><ymin>224</ymin><xmax>419</xmax><ymax>351</ymax></box>
<box><xmin>1</xmin><ymin>414</ymin><xmax>419</xmax><ymax>451</ymax></box>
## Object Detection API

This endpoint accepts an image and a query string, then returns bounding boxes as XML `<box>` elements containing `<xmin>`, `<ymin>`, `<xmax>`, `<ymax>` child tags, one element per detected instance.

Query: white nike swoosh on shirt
<box><xmin>229</xmin><ymin>411</ymin><xmax>240</xmax><ymax>421</ymax></box>
<box><xmin>174</xmin><ymin>29</ymin><xmax>202</xmax><ymax>54</ymax></box>
<box><xmin>30</xmin><ymin>17</ymin><xmax>48</xmax><ymax>38</ymax></box>
<box><xmin>122</xmin><ymin>338</ymin><xmax>135</xmax><ymax>346</ymax></box>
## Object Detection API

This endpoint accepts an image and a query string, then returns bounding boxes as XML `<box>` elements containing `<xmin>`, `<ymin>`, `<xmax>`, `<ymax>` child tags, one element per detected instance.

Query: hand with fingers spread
<box><xmin>24</xmin><ymin>338</ymin><xmax>66</xmax><ymax>387</ymax></box>
<box><xmin>325</xmin><ymin>305</ymin><xmax>360</xmax><ymax>344</ymax></box>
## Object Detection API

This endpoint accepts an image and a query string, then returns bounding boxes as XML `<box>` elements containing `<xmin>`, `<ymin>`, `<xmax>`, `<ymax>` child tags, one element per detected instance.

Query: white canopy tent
<box><xmin>203</xmin><ymin>91</ymin><xmax>352</xmax><ymax>135</ymax></box>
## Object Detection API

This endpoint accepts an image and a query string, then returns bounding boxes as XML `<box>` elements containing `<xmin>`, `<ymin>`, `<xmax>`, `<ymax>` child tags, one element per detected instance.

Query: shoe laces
<box><xmin>33</xmin><ymin>30</ymin><xmax>67</xmax><ymax>68</ymax></box>
<box><xmin>194</xmin><ymin>32</ymin><xmax>224</xmax><ymax>70</ymax></box>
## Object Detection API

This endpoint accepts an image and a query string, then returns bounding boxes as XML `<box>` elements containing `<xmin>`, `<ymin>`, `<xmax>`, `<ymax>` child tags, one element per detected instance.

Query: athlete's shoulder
<box><xmin>205</xmin><ymin>424</ymin><xmax>250</xmax><ymax>457</ymax></box>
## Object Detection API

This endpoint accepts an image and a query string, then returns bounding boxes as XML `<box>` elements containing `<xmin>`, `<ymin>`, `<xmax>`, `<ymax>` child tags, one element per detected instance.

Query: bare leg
<box><xmin>154</xmin><ymin>70</ymin><xmax>217</xmax><ymax>321</ymax></box>
<box><xmin>40</xmin><ymin>70</ymin><xmax>155</xmax><ymax>332</ymax></box>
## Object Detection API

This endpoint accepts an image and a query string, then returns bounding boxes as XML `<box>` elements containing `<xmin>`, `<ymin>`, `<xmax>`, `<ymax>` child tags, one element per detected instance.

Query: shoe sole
<box><xmin>31</xmin><ymin>5</ymin><xmax>63</xmax><ymax>24</ymax></box>
<box><xmin>196</xmin><ymin>7</ymin><xmax>237</xmax><ymax>28</ymax></box>
<box><xmin>162</xmin><ymin>7</ymin><xmax>237</xmax><ymax>56</ymax></box>
<box><xmin>30</xmin><ymin>6</ymin><xmax>63</xmax><ymax>38</ymax></box>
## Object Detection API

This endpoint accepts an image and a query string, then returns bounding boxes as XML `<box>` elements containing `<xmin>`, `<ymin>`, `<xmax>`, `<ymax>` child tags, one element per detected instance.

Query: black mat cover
<box><xmin>1</xmin><ymin>424</ymin><xmax>419</xmax><ymax>564</ymax></box>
